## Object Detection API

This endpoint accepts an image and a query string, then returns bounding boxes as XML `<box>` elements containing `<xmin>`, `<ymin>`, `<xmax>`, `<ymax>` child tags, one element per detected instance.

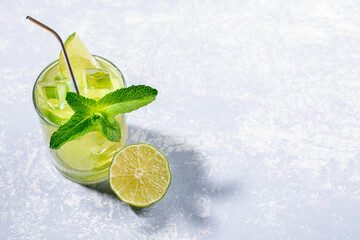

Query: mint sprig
<box><xmin>49</xmin><ymin>85</ymin><xmax>157</xmax><ymax>149</ymax></box>
<box><xmin>94</xmin><ymin>112</ymin><xmax>121</xmax><ymax>142</ymax></box>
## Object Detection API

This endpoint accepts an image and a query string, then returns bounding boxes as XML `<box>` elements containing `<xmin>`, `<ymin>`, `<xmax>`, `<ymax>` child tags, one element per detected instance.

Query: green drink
<box><xmin>28</xmin><ymin>18</ymin><xmax>170</xmax><ymax>206</ymax></box>
<box><xmin>33</xmin><ymin>55</ymin><xmax>128</xmax><ymax>184</ymax></box>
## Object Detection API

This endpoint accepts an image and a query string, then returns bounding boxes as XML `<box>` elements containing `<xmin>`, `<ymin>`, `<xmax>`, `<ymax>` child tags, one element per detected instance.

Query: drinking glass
<box><xmin>33</xmin><ymin>56</ymin><xmax>128</xmax><ymax>184</ymax></box>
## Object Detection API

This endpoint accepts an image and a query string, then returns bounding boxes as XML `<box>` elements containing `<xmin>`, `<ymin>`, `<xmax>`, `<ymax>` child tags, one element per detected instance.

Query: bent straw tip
<box><xmin>26</xmin><ymin>16</ymin><xmax>80</xmax><ymax>94</ymax></box>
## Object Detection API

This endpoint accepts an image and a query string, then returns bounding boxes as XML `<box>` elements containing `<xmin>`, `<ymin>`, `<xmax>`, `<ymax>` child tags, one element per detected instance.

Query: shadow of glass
<box><xmin>87</xmin><ymin>125</ymin><xmax>239</xmax><ymax>234</ymax></box>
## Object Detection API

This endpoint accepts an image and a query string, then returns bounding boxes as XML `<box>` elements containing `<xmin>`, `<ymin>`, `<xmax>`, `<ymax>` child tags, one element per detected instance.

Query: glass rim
<box><xmin>32</xmin><ymin>55</ymin><xmax>126</xmax><ymax>128</ymax></box>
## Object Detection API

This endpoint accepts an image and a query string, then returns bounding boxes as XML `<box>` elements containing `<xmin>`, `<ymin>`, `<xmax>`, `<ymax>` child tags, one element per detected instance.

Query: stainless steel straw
<box><xmin>26</xmin><ymin>16</ymin><xmax>80</xmax><ymax>94</ymax></box>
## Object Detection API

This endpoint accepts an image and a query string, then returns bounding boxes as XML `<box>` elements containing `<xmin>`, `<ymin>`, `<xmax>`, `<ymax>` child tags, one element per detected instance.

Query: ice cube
<box><xmin>84</xmin><ymin>68</ymin><xmax>113</xmax><ymax>99</ymax></box>
<box><xmin>42</xmin><ymin>80</ymin><xmax>72</xmax><ymax>110</ymax></box>
<box><xmin>85</xmin><ymin>68</ymin><xmax>113</xmax><ymax>89</ymax></box>
<box><xmin>54</xmin><ymin>76</ymin><xmax>64</xmax><ymax>81</ymax></box>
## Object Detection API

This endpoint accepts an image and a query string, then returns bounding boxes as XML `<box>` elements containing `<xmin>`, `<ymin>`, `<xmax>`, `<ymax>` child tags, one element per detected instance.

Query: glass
<box><xmin>32</xmin><ymin>56</ymin><xmax>128</xmax><ymax>184</ymax></box>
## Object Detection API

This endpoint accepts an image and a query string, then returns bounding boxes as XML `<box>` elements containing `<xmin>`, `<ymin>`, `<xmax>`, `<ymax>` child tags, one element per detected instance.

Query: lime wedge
<box><xmin>109</xmin><ymin>144</ymin><xmax>171</xmax><ymax>207</ymax></box>
<box><xmin>59</xmin><ymin>33</ymin><xmax>100</xmax><ymax>79</ymax></box>
<box><xmin>43</xmin><ymin>105</ymin><xmax>74</xmax><ymax>126</ymax></box>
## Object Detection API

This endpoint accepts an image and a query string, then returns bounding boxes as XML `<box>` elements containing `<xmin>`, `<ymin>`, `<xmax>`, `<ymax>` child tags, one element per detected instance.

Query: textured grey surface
<box><xmin>1</xmin><ymin>0</ymin><xmax>360</xmax><ymax>239</ymax></box>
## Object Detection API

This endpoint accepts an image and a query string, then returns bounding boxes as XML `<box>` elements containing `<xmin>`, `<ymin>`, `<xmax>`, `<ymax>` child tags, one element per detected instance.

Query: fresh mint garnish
<box><xmin>50</xmin><ymin>113</ymin><xmax>96</xmax><ymax>149</ymax></box>
<box><xmin>93</xmin><ymin>112</ymin><xmax>121</xmax><ymax>142</ymax></box>
<box><xmin>49</xmin><ymin>85</ymin><xmax>157</xmax><ymax>149</ymax></box>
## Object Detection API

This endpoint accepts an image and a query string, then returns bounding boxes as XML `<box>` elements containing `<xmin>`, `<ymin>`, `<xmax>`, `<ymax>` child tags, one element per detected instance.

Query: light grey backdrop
<box><xmin>0</xmin><ymin>0</ymin><xmax>359</xmax><ymax>239</ymax></box>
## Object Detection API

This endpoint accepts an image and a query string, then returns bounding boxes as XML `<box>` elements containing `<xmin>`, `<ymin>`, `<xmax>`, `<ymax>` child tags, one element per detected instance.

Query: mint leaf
<box><xmin>93</xmin><ymin>113</ymin><xmax>121</xmax><ymax>142</ymax></box>
<box><xmin>50</xmin><ymin>112</ymin><xmax>95</xmax><ymax>149</ymax></box>
<box><xmin>49</xmin><ymin>85</ymin><xmax>158</xmax><ymax>149</ymax></box>
<box><xmin>66</xmin><ymin>92</ymin><xmax>97</xmax><ymax>113</ymax></box>
<box><xmin>97</xmin><ymin>85</ymin><xmax>158</xmax><ymax>116</ymax></box>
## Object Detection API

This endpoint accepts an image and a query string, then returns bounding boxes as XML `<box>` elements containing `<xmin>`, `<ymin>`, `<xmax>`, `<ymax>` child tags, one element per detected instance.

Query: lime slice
<box><xmin>109</xmin><ymin>144</ymin><xmax>171</xmax><ymax>207</ymax></box>
<box><xmin>59</xmin><ymin>32</ymin><xmax>100</xmax><ymax>79</ymax></box>
<box><xmin>43</xmin><ymin>105</ymin><xmax>74</xmax><ymax>126</ymax></box>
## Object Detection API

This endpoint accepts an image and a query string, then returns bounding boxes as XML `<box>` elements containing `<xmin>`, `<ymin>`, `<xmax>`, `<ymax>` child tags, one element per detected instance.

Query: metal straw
<box><xmin>26</xmin><ymin>16</ymin><xmax>80</xmax><ymax>94</ymax></box>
